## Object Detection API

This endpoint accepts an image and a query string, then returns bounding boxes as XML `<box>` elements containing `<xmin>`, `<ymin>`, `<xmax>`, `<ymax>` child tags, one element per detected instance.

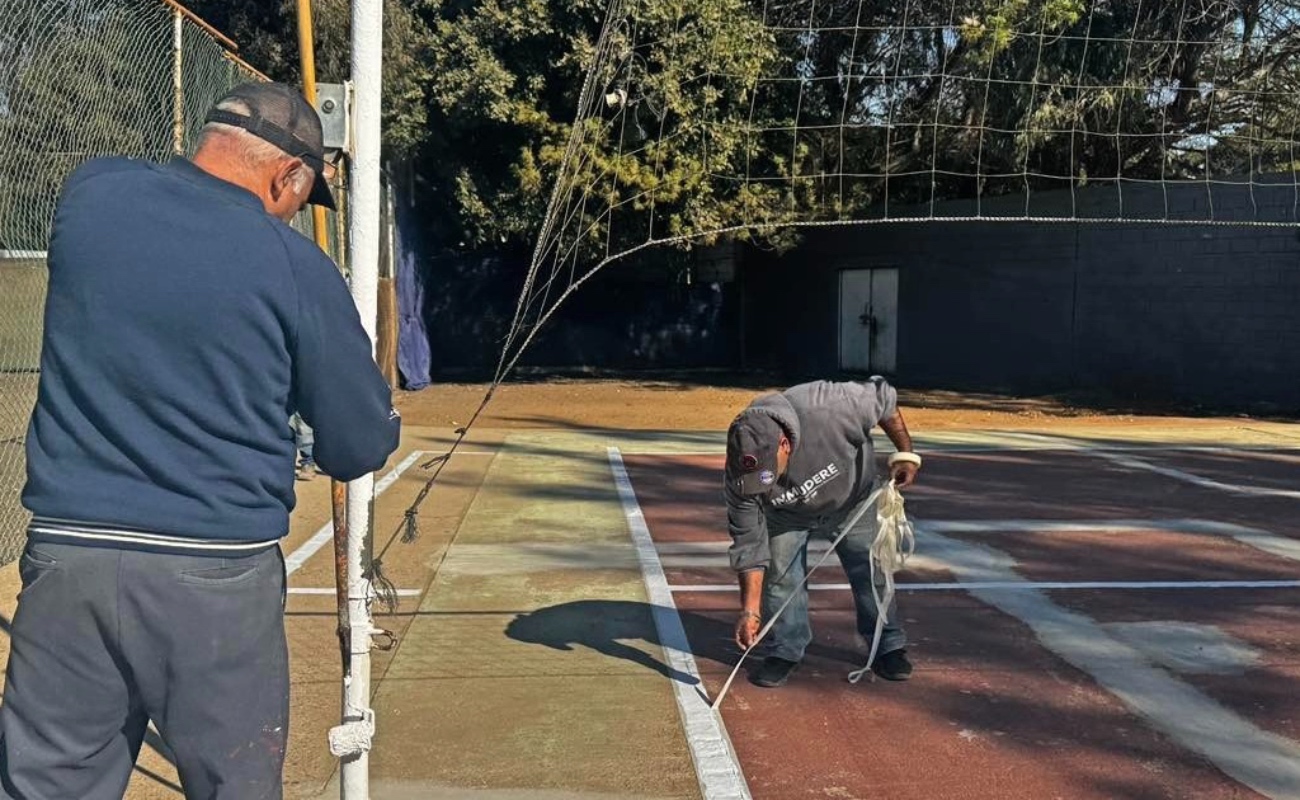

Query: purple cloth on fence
<box><xmin>395</xmin><ymin>192</ymin><xmax>431</xmax><ymax>390</ymax></box>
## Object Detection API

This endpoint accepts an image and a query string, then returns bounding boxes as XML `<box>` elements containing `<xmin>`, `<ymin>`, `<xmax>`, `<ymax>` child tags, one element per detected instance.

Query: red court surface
<box><xmin>623</xmin><ymin>449</ymin><xmax>1300</xmax><ymax>800</ymax></box>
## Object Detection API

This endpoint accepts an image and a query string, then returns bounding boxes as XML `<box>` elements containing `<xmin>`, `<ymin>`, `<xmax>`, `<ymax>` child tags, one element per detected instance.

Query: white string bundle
<box><xmin>711</xmin><ymin>476</ymin><xmax>915</xmax><ymax>710</ymax></box>
<box><xmin>328</xmin><ymin>708</ymin><xmax>375</xmax><ymax>758</ymax></box>
<box><xmin>847</xmin><ymin>480</ymin><xmax>915</xmax><ymax>683</ymax></box>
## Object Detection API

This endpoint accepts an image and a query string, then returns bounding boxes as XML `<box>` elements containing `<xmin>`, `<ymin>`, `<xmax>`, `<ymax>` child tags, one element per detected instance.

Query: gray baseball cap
<box><xmin>725</xmin><ymin>413</ymin><xmax>785</xmax><ymax>496</ymax></box>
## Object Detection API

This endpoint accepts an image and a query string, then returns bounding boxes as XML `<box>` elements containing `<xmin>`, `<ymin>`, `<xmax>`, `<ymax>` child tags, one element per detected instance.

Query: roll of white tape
<box><xmin>888</xmin><ymin>451</ymin><xmax>922</xmax><ymax>468</ymax></box>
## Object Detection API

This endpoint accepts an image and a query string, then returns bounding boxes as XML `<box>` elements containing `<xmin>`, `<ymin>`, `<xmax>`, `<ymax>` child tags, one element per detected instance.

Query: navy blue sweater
<box><xmin>23</xmin><ymin>157</ymin><xmax>400</xmax><ymax>550</ymax></box>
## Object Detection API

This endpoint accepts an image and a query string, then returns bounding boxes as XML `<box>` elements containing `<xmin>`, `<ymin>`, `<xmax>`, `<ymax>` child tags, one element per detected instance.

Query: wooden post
<box><xmin>375</xmin><ymin>178</ymin><xmax>399</xmax><ymax>388</ymax></box>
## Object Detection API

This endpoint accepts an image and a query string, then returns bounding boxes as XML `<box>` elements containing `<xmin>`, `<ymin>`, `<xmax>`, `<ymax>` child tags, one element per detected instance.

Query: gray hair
<box><xmin>198</xmin><ymin>98</ymin><xmax>315</xmax><ymax>191</ymax></box>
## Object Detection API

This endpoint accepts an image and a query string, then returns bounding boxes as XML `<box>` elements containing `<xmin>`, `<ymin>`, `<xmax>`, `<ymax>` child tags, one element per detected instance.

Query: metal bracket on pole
<box><xmin>371</xmin><ymin>627</ymin><xmax>397</xmax><ymax>651</ymax></box>
<box><xmin>315</xmin><ymin>82</ymin><xmax>351</xmax><ymax>154</ymax></box>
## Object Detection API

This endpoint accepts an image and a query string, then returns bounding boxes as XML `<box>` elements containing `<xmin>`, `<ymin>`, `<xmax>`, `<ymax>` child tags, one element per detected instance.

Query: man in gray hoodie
<box><xmin>724</xmin><ymin>378</ymin><xmax>920</xmax><ymax>688</ymax></box>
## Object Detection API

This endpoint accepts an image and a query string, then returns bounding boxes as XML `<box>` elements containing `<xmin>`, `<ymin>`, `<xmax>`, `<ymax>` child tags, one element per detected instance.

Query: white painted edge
<box><xmin>922</xmin><ymin>518</ymin><xmax>1270</xmax><ymax>535</ymax></box>
<box><xmin>995</xmin><ymin>432</ymin><xmax>1300</xmax><ymax>499</ymax></box>
<box><xmin>669</xmin><ymin>580</ymin><xmax>1300</xmax><ymax>593</ymax></box>
<box><xmin>283</xmin><ymin>449</ymin><xmax>425</xmax><ymax>576</ymax></box>
<box><xmin>654</xmin><ymin>519</ymin><xmax>1267</xmax><ymax>555</ymax></box>
<box><xmin>418</xmin><ymin>451</ymin><xmax>498</xmax><ymax>457</ymax></box>
<box><xmin>923</xmin><ymin>529</ymin><xmax>1300</xmax><ymax>798</ymax></box>
<box><xmin>287</xmin><ymin>588</ymin><xmax>422</xmax><ymax>597</ymax></box>
<box><xmin>608</xmin><ymin>441</ymin><xmax>1300</xmax><ymax>457</ymax></box>
<box><xmin>608</xmin><ymin>447</ymin><xmax>751</xmax><ymax>800</ymax></box>
<box><xmin>660</xmin><ymin>517</ymin><xmax>1300</xmax><ymax>592</ymax></box>
<box><xmin>1096</xmin><ymin>449</ymin><xmax>1300</xmax><ymax>499</ymax></box>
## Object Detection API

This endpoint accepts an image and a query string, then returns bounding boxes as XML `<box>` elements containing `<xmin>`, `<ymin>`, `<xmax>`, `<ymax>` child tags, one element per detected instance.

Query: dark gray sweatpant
<box><xmin>0</xmin><ymin>542</ymin><xmax>289</xmax><ymax>800</ymax></box>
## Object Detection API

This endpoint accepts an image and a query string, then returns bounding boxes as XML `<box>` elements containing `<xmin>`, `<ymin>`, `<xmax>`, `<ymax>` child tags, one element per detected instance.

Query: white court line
<box><xmin>657</xmin><ymin>519</ymin><xmax>1300</xmax><ymax>563</ymax></box>
<box><xmin>922</xmin><ymin>519</ymin><xmax>1264</xmax><ymax>534</ymax></box>
<box><xmin>1097</xmin><ymin>450</ymin><xmax>1300</xmax><ymax>499</ymax></box>
<box><xmin>617</xmin><ymin>441</ymin><xmax>1300</xmax><ymax>458</ymax></box>
<box><xmin>423</xmin><ymin>450</ymin><xmax>497</xmax><ymax>457</ymax></box>
<box><xmin>287</xmin><ymin>587</ymin><xmax>422</xmax><ymax>597</ymax></box>
<box><xmin>923</xmin><ymin>530</ymin><xmax>1300</xmax><ymax>798</ymax></box>
<box><xmin>923</xmin><ymin>519</ymin><xmax>1300</xmax><ymax>565</ymax></box>
<box><xmin>655</xmin><ymin>519</ymin><xmax>1269</xmax><ymax>553</ymax></box>
<box><xmin>670</xmin><ymin>580</ymin><xmax>1300</xmax><ymax>593</ymax></box>
<box><xmin>283</xmin><ymin>450</ymin><xmax>425</xmax><ymax>576</ymax></box>
<box><xmin>998</xmin><ymin>432</ymin><xmax>1300</xmax><ymax>500</ymax></box>
<box><xmin>658</xmin><ymin>518</ymin><xmax>1300</xmax><ymax>579</ymax></box>
<box><xmin>608</xmin><ymin>447</ymin><xmax>751</xmax><ymax>800</ymax></box>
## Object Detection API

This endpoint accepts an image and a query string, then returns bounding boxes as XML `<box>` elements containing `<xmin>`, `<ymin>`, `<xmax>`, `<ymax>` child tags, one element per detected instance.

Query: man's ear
<box><xmin>779</xmin><ymin>436</ymin><xmax>792</xmax><ymax>454</ymax></box>
<box><xmin>270</xmin><ymin>157</ymin><xmax>306</xmax><ymax>201</ymax></box>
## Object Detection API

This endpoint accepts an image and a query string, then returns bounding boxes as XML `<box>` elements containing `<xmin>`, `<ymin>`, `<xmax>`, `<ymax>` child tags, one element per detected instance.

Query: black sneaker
<box><xmin>750</xmin><ymin>656</ymin><xmax>799</xmax><ymax>688</ymax></box>
<box><xmin>872</xmin><ymin>649</ymin><xmax>913</xmax><ymax>681</ymax></box>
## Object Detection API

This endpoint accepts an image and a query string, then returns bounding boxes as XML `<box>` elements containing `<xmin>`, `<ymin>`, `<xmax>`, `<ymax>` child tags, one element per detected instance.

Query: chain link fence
<box><xmin>0</xmin><ymin>0</ymin><xmax>339</xmax><ymax>563</ymax></box>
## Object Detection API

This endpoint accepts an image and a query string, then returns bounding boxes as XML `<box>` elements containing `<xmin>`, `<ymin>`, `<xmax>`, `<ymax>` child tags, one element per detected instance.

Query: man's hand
<box><xmin>890</xmin><ymin>461</ymin><xmax>919</xmax><ymax>489</ymax></box>
<box><xmin>880</xmin><ymin>411</ymin><xmax>918</xmax><ymax>491</ymax></box>
<box><xmin>734</xmin><ymin>610</ymin><xmax>762</xmax><ymax>649</ymax></box>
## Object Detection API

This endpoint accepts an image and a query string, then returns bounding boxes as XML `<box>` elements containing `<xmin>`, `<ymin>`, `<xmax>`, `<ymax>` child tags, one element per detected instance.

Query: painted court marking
<box><xmin>621</xmin><ymin>442</ymin><xmax>1300</xmax><ymax>799</ymax></box>
<box><xmin>608</xmin><ymin>447</ymin><xmax>751</xmax><ymax>800</ymax></box>
<box><xmin>671</xmin><ymin>579</ymin><xmax>1300</xmax><ymax>593</ymax></box>
<box><xmin>924</xmin><ymin>529</ymin><xmax>1300</xmax><ymax>799</ymax></box>
<box><xmin>1095</xmin><ymin>449</ymin><xmax>1300</xmax><ymax>499</ymax></box>
<box><xmin>283</xmin><ymin>449</ymin><xmax>426</xmax><ymax>576</ymax></box>
<box><xmin>657</xmin><ymin>519</ymin><xmax>1300</xmax><ymax>572</ymax></box>
<box><xmin>663</xmin><ymin>519</ymin><xmax>1300</xmax><ymax>594</ymax></box>
<box><xmin>287</xmin><ymin>587</ymin><xmax>422</xmax><ymax>597</ymax></box>
<box><xmin>422</xmin><ymin>450</ymin><xmax>498</xmax><ymax>457</ymax></box>
<box><xmin>611</xmin><ymin>434</ymin><xmax>1300</xmax><ymax>458</ymax></box>
<box><xmin>997</xmin><ymin>432</ymin><xmax>1300</xmax><ymax>499</ymax></box>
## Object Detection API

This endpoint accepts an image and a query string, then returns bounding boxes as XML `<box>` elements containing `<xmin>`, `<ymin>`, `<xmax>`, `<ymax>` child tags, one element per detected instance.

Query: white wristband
<box><xmin>888</xmin><ymin>451</ymin><xmax>922</xmax><ymax>468</ymax></box>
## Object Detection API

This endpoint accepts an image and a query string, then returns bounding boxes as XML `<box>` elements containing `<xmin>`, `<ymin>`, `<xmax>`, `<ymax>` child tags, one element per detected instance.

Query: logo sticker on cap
<box><xmin>759</xmin><ymin>470</ymin><xmax>775</xmax><ymax>486</ymax></box>
<box><xmin>741</xmin><ymin>454</ymin><xmax>759</xmax><ymax>472</ymax></box>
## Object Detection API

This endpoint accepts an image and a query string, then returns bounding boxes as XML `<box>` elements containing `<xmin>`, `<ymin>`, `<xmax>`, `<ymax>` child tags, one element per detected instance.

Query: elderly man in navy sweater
<box><xmin>0</xmin><ymin>84</ymin><xmax>399</xmax><ymax>799</ymax></box>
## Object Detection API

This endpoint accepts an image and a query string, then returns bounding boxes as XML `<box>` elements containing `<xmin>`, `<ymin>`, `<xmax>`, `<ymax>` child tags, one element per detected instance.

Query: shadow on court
<box><xmin>503</xmin><ymin>599</ymin><xmax>861</xmax><ymax>686</ymax></box>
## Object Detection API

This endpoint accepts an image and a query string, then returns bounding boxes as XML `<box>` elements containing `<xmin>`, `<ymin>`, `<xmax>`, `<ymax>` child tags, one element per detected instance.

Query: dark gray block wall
<box><xmin>741</xmin><ymin>180</ymin><xmax>1300</xmax><ymax>410</ymax></box>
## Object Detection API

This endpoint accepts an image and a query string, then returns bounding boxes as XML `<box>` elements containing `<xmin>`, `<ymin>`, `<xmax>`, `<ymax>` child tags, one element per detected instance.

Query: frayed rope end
<box><xmin>400</xmin><ymin>509</ymin><xmax>420</xmax><ymax>544</ymax></box>
<box><xmin>419</xmin><ymin>453</ymin><xmax>450</xmax><ymax>470</ymax></box>
<box><xmin>365</xmin><ymin>558</ymin><xmax>400</xmax><ymax>614</ymax></box>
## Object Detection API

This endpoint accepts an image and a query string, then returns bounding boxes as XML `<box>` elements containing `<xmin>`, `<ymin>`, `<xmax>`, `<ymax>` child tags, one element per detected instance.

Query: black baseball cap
<box><xmin>205</xmin><ymin>82</ymin><xmax>336</xmax><ymax>210</ymax></box>
<box><xmin>725</xmin><ymin>413</ymin><xmax>786</xmax><ymax>496</ymax></box>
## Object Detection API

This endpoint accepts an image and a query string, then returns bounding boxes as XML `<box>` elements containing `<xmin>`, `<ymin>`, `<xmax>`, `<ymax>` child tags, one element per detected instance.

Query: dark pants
<box><xmin>0</xmin><ymin>543</ymin><xmax>289</xmax><ymax>800</ymax></box>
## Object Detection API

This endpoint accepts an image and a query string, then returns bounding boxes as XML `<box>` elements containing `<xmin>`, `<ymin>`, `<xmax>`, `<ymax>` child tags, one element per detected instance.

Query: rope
<box><xmin>847</xmin><ymin>481</ymin><xmax>915</xmax><ymax>683</ymax></box>
<box><xmin>383</xmin><ymin>385</ymin><xmax>499</xmax><ymax>554</ymax></box>
<box><xmin>710</xmin><ymin>479</ymin><xmax>914</xmax><ymax>710</ymax></box>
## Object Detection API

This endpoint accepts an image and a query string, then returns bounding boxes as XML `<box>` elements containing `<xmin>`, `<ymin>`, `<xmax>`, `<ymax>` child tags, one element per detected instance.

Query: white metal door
<box><xmin>839</xmin><ymin>268</ymin><xmax>898</xmax><ymax>373</ymax></box>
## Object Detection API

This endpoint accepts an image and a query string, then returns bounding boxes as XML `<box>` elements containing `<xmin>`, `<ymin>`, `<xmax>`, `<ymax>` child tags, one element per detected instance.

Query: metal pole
<box><xmin>293</xmin><ymin>6</ymin><xmax>358</xmax><ymax>789</ymax></box>
<box><xmin>296</xmin><ymin>0</ymin><xmax>332</xmax><ymax>256</ymax></box>
<box><xmin>172</xmin><ymin>8</ymin><xmax>184</xmax><ymax>154</ymax></box>
<box><xmin>343</xmin><ymin>1</ymin><xmax>383</xmax><ymax>797</ymax></box>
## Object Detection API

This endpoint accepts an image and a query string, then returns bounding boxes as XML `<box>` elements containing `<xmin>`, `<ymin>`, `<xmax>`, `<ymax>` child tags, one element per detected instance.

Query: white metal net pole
<box><xmin>342</xmin><ymin>0</ymin><xmax>383</xmax><ymax>797</ymax></box>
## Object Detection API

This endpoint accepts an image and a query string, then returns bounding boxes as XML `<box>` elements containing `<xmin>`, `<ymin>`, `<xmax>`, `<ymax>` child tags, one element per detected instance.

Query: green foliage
<box><xmin>182</xmin><ymin>0</ymin><xmax>434</xmax><ymax>158</ymax></box>
<box><xmin>51</xmin><ymin>0</ymin><xmax>1300</xmax><ymax>254</ymax></box>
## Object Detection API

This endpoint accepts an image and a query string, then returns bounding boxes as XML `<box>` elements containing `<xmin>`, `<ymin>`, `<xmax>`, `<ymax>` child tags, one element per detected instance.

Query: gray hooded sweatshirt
<box><xmin>724</xmin><ymin>378</ymin><xmax>898</xmax><ymax>572</ymax></box>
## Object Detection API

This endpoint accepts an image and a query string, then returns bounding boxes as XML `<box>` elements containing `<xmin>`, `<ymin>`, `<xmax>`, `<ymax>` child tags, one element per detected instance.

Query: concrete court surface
<box><xmin>0</xmin><ymin>416</ymin><xmax>1297</xmax><ymax>798</ymax></box>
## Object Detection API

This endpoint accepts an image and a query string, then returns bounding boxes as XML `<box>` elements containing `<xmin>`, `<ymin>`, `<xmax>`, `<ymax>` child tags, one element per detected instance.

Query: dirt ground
<box><xmin>393</xmin><ymin>376</ymin><xmax>1287</xmax><ymax>434</ymax></box>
